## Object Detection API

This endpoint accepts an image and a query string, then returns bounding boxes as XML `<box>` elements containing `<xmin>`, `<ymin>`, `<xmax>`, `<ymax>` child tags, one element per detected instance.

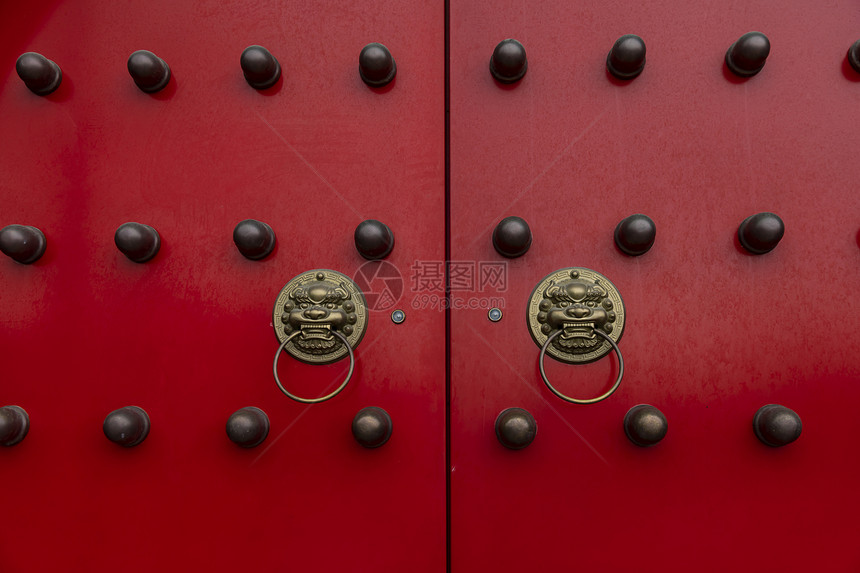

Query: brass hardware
<box><xmin>272</xmin><ymin>269</ymin><xmax>368</xmax><ymax>365</ymax></box>
<box><xmin>272</xmin><ymin>270</ymin><xmax>368</xmax><ymax>403</ymax></box>
<box><xmin>527</xmin><ymin>268</ymin><xmax>625</xmax><ymax>364</ymax></box>
<box><xmin>528</xmin><ymin>268</ymin><xmax>626</xmax><ymax>404</ymax></box>
<box><xmin>539</xmin><ymin>329</ymin><xmax>624</xmax><ymax>404</ymax></box>
<box><xmin>273</xmin><ymin>330</ymin><xmax>355</xmax><ymax>403</ymax></box>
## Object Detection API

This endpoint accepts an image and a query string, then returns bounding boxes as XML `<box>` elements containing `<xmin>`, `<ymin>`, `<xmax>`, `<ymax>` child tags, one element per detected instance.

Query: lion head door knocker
<box><xmin>272</xmin><ymin>270</ymin><xmax>368</xmax><ymax>403</ymax></box>
<box><xmin>526</xmin><ymin>268</ymin><xmax>626</xmax><ymax>404</ymax></box>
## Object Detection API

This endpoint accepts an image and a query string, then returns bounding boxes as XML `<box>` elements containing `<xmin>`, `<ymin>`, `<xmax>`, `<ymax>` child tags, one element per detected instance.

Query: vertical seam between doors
<box><xmin>444</xmin><ymin>0</ymin><xmax>451</xmax><ymax>569</ymax></box>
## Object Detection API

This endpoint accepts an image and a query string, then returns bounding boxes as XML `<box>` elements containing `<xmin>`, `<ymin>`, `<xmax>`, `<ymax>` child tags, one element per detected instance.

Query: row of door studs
<box><xmin>0</xmin><ymin>403</ymin><xmax>801</xmax><ymax>450</ymax></box>
<box><xmin>14</xmin><ymin>34</ymin><xmax>860</xmax><ymax>96</ymax></box>
<box><xmin>0</xmin><ymin>212</ymin><xmax>792</xmax><ymax>266</ymax></box>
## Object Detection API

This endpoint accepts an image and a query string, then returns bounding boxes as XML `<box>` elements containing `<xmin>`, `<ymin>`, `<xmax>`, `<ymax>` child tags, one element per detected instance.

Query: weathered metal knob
<box><xmin>753</xmin><ymin>404</ymin><xmax>802</xmax><ymax>447</ymax></box>
<box><xmin>0</xmin><ymin>224</ymin><xmax>47</xmax><ymax>264</ymax></box>
<box><xmin>359</xmin><ymin>43</ymin><xmax>396</xmax><ymax>87</ymax></box>
<box><xmin>103</xmin><ymin>406</ymin><xmax>150</xmax><ymax>447</ymax></box>
<box><xmin>0</xmin><ymin>406</ymin><xmax>30</xmax><ymax>447</ymax></box>
<box><xmin>226</xmin><ymin>407</ymin><xmax>270</xmax><ymax>448</ymax></box>
<box><xmin>233</xmin><ymin>219</ymin><xmax>276</xmax><ymax>260</ymax></box>
<box><xmin>492</xmin><ymin>216</ymin><xmax>531</xmax><ymax>258</ymax></box>
<box><xmin>490</xmin><ymin>39</ymin><xmax>527</xmax><ymax>83</ymax></box>
<box><xmin>16</xmin><ymin>52</ymin><xmax>62</xmax><ymax>96</ymax></box>
<box><xmin>738</xmin><ymin>212</ymin><xmax>784</xmax><ymax>254</ymax></box>
<box><xmin>127</xmin><ymin>50</ymin><xmax>171</xmax><ymax>93</ymax></box>
<box><xmin>354</xmin><ymin>219</ymin><xmax>394</xmax><ymax>260</ymax></box>
<box><xmin>848</xmin><ymin>40</ymin><xmax>860</xmax><ymax>74</ymax></box>
<box><xmin>624</xmin><ymin>404</ymin><xmax>668</xmax><ymax>447</ymax></box>
<box><xmin>352</xmin><ymin>407</ymin><xmax>392</xmax><ymax>448</ymax></box>
<box><xmin>725</xmin><ymin>32</ymin><xmax>770</xmax><ymax>77</ymax></box>
<box><xmin>240</xmin><ymin>45</ymin><xmax>281</xmax><ymax>90</ymax></box>
<box><xmin>495</xmin><ymin>408</ymin><xmax>537</xmax><ymax>449</ymax></box>
<box><xmin>115</xmin><ymin>222</ymin><xmax>161</xmax><ymax>263</ymax></box>
<box><xmin>607</xmin><ymin>35</ymin><xmax>646</xmax><ymax>80</ymax></box>
<box><xmin>614</xmin><ymin>214</ymin><xmax>656</xmax><ymax>256</ymax></box>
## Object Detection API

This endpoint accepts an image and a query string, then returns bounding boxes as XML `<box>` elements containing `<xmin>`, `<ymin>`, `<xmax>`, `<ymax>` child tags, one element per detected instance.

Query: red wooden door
<box><xmin>0</xmin><ymin>1</ymin><xmax>445</xmax><ymax>571</ymax></box>
<box><xmin>5</xmin><ymin>1</ymin><xmax>860</xmax><ymax>571</ymax></box>
<box><xmin>449</xmin><ymin>0</ymin><xmax>860</xmax><ymax>570</ymax></box>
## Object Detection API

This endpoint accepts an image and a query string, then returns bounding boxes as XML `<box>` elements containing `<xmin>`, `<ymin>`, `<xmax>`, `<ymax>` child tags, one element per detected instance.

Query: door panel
<box><xmin>0</xmin><ymin>1</ymin><xmax>444</xmax><ymax>571</ymax></box>
<box><xmin>450</xmin><ymin>1</ymin><xmax>860</xmax><ymax>570</ymax></box>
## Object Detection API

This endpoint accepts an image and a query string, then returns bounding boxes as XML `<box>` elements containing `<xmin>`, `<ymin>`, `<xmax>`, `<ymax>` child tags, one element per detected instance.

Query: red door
<box><xmin>450</xmin><ymin>0</ymin><xmax>860</xmax><ymax>570</ymax></box>
<box><xmin>5</xmin><ymin>1</ymin><xmax>860</xmax><ymax>571</ymax></box>
<box><xmin>0</xmin><ymin>1</ymin><xmax>444</xmax><ymax>571</ymax></box>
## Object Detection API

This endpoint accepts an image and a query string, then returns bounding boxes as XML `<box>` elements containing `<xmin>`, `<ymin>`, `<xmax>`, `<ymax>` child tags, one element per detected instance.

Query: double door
<box><xmin>2</xmin><ymin>0</ymin><xmax>858</xmax><ymax>571</ymax></box>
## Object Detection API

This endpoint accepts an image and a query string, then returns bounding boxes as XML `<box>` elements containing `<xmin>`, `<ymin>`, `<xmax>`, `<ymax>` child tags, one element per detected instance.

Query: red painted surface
<box><xmin>4</xmin><ymin>1</ymin><xmax>860</xmax><ymax>571</ymax></box>
<box><xmin>450</xmin><ymin>0</ymin><xmax>860</xmax><ymax>571</ymax></box>
<box><xmin>0</xmin><ymin>1</ymin><xmax>445</xmax><ymax>571</ymax></box>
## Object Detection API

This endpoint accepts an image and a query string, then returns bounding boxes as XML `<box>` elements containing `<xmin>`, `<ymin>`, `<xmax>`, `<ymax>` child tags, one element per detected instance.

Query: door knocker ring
<box><xmin>527</xmin><ymin>267</ymin><xmax>626</xmax><ymax>405</ymax></box>
<box><xmin>539</xmin><ymin>329</ymin><xmax>624</xmax><ymax>404</ymax></box>
<box><xmin>273</xmin><ymin>330</ymin><xmax>355</xmax><ymax>404</ymax></box>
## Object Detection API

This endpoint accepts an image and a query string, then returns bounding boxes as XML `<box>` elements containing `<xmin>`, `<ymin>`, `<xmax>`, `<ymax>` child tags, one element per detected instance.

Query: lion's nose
<box><xmin>304</xmin><ymin>308</ymin><xmax>328</xmax><ymax>320</ymax></box>
<box><xmin>568</xmin><ymin>306</ymin><xmax>591</xmax><ymax>319</ymax></box>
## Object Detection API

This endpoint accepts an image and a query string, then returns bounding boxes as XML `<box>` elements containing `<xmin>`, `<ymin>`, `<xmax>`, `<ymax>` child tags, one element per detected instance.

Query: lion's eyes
<box><xmin>586</xmin><ymin>301</ymin><xmax>595</xmax><ymax>307</ymax></box>
<box><xmin>326</xmin><ymin>303</ymin><xmax>334</xmax><ymax>309</ymax></box>
<box><xmin>300</xmin><ymin>303</ymin><xmax>309</xmax><ymax>309</ymax></box>
<box><xmin>559</xmin><ymin>302</ymin><xmax>569</xmax><ymax>308</ymax></box>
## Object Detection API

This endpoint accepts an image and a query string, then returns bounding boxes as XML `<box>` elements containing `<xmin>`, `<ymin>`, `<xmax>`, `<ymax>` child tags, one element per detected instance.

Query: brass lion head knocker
<box><xmin>272</xmin><ymin>270</ymin><xmax>368</xmax><ymax>403</ymax></box>
<box><xmin>527</xmin><ymin>268</ymin><xmax>626</xmax><ymax>404</ymax></box>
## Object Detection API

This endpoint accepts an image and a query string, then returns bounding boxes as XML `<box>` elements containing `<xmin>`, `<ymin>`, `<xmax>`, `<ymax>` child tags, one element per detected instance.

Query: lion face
<box><xmin>536</xmin><ymin>270</ymin><xmax>617</xmax><ymax>354</ymax></box>
<box><xmin>280</xmin><ymin>279</ymin><xmax>358</xmax><ymax>355</ymax></box>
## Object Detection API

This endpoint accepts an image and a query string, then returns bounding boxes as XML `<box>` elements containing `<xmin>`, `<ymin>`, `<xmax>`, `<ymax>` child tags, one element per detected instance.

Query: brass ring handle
<box><xmin>539</xmin><ymin>329</ymin><xmax>624</xmax><ymax>404</ymax></box>
<box><xmin>273</xmin><ymin>331</ymin><xmax>355</xmax><ymax>404</ymax></box>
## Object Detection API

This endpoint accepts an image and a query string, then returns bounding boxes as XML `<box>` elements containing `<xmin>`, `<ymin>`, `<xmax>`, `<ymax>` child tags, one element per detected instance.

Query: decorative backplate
<box><xmin>526</xmin><ymin>267</ymin><xmax>625</xmax><ymax>364</ymax></box>
<box><xmin>272</xmin><ymin>269</ymin><xmax>368</xmax><ymax>365</ymax></box>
